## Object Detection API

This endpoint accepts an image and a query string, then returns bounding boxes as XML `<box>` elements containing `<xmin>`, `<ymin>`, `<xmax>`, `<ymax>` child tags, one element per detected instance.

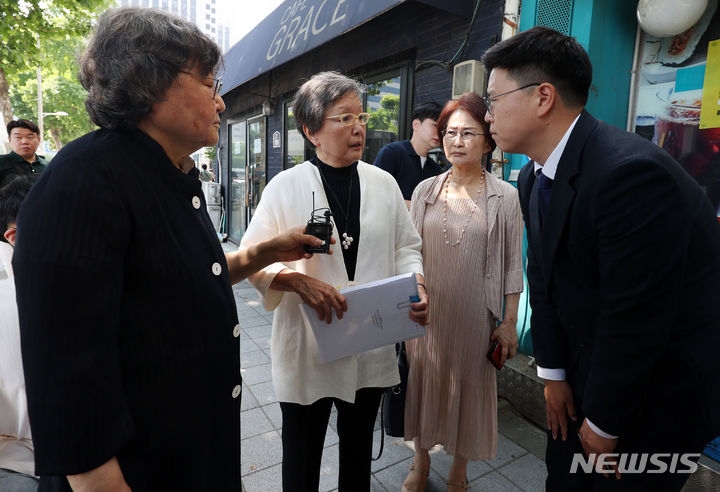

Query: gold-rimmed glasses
<box><xmin>441</xmin><ymin>129</ymin><xmax>490</xmax><ymax>142</ymax></box>
<box><xmin>324</xmin><ymin>112</ymin><xmax>370</xmax><ymax>126</ymax></box>
<box><xmin>483</xmin><ymin>83</ymin><xmax>540</xmax><ymax>115</ymax></box>
<box><xmin>180</xmin><ymin>70</ymin><xmax>223</xmax><ymax>99</ymax></box>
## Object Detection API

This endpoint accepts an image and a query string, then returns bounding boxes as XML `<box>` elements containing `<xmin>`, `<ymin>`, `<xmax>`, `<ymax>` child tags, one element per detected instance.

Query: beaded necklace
<box><xmin>311</xmin><ymin>157</ymin><xmax>360</xmax><ymax>280</ymax></box>
<box><xmin>315</xmin><ymin>161</ymin><xmax>356</xmax><ymax>250</ymax></box>
<box><xmin>442</xmin><ymin>169</ymin><xmax>485</xmax><ymax>246</ymax></box>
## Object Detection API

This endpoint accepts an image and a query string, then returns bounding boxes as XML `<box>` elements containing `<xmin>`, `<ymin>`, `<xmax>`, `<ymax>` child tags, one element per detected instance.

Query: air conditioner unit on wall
<box><xmin>451</xmin><ymin>60</ymin><xmax>487</xmax><ymax>99</ymax></box>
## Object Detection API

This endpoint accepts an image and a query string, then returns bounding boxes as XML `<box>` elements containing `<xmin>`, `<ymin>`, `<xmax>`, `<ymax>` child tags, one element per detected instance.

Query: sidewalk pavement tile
<box><xmin>228</xmin><ymin>240</ymin><xmax>719</xmax><ymax>491</ymax></box>
<box><xmin>234</xmin><ymin>275</ymin><xmax>548</xmax><ymax>491</ymax></box>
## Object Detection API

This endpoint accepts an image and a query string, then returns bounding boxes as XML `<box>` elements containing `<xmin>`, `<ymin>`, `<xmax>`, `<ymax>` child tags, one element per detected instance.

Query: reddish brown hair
<box><xmin>436</xmin><ymin>92</ymin><xmax>496</xmax><ymax>154</ymax></box>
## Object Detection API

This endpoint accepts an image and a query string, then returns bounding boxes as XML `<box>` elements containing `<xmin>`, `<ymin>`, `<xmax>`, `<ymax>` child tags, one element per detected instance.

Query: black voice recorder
<box><xmin>305</xmin><ymin>192</ymin><xmax>333</xmax><ymax>254</ymax></box>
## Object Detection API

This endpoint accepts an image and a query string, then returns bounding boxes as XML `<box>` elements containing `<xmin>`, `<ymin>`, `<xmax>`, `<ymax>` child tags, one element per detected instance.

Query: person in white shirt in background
<box><xmin>0</xmin><ymin>175</ymin><xmax>38</xmax><ymax>491</ymax></box>
<box><xmin>199</xmin><ymin>163</ymin><xmax>213</xmax><ymax>182</ymax></box>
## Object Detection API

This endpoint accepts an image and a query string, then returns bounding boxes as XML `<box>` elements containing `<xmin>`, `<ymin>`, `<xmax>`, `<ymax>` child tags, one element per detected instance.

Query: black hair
<box><xmin>481</xmin><ymin>26</ymin><xmax>592</xmax><ymax>108</ymax></box>
<box><xmin>411</xmin><ymin>101</ymin><xmax>442</xmax><ymax>122</ymax></box>
<box><xmin>7</xmin><ymin>119</ymin><xmax>40</xmax><ymax>136</ymax></box>
<box><xmin>0</xmin><ymin>175</ymin><xmax>35</xmax><ymax>242</ymax></box>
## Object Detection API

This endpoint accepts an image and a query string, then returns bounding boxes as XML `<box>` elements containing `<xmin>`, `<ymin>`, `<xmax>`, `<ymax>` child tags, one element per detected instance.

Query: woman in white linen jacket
<box><xmin>240</xmin><ymin>71</ymin><xmax>428</xmax><ymax>492</ymax></box>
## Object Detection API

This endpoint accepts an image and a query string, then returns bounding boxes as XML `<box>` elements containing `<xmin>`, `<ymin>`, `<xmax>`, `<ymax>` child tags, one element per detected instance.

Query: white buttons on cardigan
<box><xmin>232</xmin><ymin>385</ymin><xmax>242</xmax><ymax>399</ymax></box>
<box><xmin>192</xmin><ymin>196</ymin><xmax>202</xmax><ymax>209</ymax></box>
<box><xmin>233</xmin><ymin>324</ymin><xmax>241</xmax><ymax>337</ymax></box>
<box><xmin>212</xmin><ymin>262</ymin><xmax>222</xmax><ymax>276</ymax></box>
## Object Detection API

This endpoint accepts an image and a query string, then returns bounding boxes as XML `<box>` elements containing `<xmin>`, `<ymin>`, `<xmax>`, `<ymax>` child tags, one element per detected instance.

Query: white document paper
<box><xmin>301</xmin><ymin>272</ymin><xmax>426</xmax><ymax>363</ymax></box>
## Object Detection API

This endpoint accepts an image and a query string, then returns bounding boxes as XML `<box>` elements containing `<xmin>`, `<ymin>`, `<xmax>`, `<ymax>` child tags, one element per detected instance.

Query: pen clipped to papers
<box><xmin>300</xmin><ymin>272</ymin><xmax>426</xmax><ymax>363</ymax></box>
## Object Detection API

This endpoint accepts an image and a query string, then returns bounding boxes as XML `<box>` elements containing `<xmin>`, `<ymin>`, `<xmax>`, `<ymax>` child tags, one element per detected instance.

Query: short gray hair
<box><xmin>79</xmin><ymin>7</ymin><xmax>222</xmax><ymax>129</ymax></box>
<box><xmin>292</xmin><ymin>71</ymin><xmax>366</xmax><ymax>147</ymax></box>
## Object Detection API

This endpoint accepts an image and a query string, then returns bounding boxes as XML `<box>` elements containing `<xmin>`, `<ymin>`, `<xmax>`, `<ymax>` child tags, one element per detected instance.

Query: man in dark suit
<box><xmin>482</xmin><ymin>26</ymin><xmax>720</xmax><ymax>491</ymax></box>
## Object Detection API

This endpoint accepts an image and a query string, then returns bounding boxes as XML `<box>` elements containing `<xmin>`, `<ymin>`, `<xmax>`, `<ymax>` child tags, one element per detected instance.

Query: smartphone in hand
<box><xmin>486</xmin><ymin>339</ymin><xmax>504</xmax><ymax>370</ymax></box>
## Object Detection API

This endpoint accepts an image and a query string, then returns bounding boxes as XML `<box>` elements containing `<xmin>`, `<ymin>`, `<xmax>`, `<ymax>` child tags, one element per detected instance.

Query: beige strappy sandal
<box><xmin>401</xmin><ymin>462</ymin><xmax>430</xmax><ymax>492</ymax></box>
<box><xmin>445</xmin><ymin>476</ymin><xmax>469</xmax><ymax>491</ymax></box>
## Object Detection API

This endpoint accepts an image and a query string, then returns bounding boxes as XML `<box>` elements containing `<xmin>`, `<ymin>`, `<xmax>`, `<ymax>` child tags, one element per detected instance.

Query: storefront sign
<box><xmin>267</xmin><ymin>0</ymin><xmax>349</xmax><ymax>62</ymax></box>
<box><xmin>700</xmin><ymin>39</ymin><xmax>720</xmax><ymax>129</ymax></box>
<box><xmin>222</xmin><ymin>0</ymin><xmax>402</xmax><ymax>93</ymax></box>
<box><xmin>221</xmin><ymin>0</ymin><xmax>474</xmax><ymax>94</ymax></box>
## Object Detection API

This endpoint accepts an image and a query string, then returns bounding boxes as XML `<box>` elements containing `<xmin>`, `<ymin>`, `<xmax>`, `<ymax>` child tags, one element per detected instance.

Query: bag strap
<box><xmin>372</xmin><ymin>393</ymin><xmax>385</xmax><ymax>461</ymax></box>
<box><xmin>373</xmin><ymin>341</ymin><xmax>407</xmax><ymax>461</ymax></box>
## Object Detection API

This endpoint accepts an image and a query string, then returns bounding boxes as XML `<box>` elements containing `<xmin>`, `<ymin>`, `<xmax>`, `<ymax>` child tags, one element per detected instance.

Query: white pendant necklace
<box><xmin>316</xmin><ymin>163</ymin><xmax>356</xmax><ymax>250</ymax></box>
<box><xmin>442</xmin><ymin>169</ymin><xmax>485</xmax><ymax>246</ymax></box>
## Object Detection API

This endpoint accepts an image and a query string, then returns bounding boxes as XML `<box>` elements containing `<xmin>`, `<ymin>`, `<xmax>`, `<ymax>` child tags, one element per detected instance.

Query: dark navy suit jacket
<box><xmin>518</xmin><ymin>111</ymin><xmax>720</xmax><ymax>448</ymax></box>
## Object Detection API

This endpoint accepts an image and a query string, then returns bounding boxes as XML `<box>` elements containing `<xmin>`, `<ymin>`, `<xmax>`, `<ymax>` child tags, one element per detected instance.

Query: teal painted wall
<box><xmin>581</xmin><ymin>0</ymin><xmax>638</xmax><ymax>126</ymax></box>
<box><xmin>505</xmin><ymin>0</ymin><xmax>639</xmax><ymax>355</ymax></box>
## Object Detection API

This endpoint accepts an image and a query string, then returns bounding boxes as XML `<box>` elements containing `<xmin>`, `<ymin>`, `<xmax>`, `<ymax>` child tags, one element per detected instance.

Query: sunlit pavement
<box><xmin>233</xmin><ymin>277</ymin><xmax>547</xmax><ymax>491</ymax></box>
<box><xmin>227</xmin><ymin>241</ymin><xmax>718</xmax><ymax>492</ymax></box>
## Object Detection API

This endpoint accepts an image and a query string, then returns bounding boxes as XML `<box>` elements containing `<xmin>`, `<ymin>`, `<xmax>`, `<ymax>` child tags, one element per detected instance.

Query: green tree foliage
<box><xmin>205</xmin><ymin>145</ymin><xmax>217</xmax><ymax>164</ymax></box>
<box><xmin>0</xmin><ymin>0</ymin><xmax>111</xmax><ymax>146</ymax></box>
<box><xmin>368</xmin><ymin>94</ymin><xmax>400</xmax><ymax>134</ymax></box>
<box><xmin>9</xmin><ymin>35</ymin><xmax>99</xmax><ymax>152</ymax></box>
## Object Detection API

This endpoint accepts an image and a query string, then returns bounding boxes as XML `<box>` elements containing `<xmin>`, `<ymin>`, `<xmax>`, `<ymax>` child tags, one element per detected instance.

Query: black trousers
<box><xmin>545</xmin><ymin>386</ymin><xmax>704</xmax><ymax>492</ymax></box>
<box><xmin>279</xmin><ymin>387</ymin><xmax>383</xmax><ymax>492</ymax></box>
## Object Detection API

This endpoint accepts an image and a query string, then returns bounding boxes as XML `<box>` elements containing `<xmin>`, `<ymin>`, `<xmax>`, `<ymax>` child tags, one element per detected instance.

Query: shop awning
<box><xmin>220</xmin><ymin>0</ymin><xmax>474</xmax><ymax>94</ymax></box>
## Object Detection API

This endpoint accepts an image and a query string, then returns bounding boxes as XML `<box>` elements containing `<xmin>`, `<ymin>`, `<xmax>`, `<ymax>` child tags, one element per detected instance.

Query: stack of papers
<box><xmin>301</xmin><ymin>272</ymin><xmax>426</xmax><ymax>362</ymax></box>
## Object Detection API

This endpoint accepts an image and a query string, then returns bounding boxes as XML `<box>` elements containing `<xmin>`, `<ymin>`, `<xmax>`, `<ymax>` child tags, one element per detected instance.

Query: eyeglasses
<box><xmin>441</xmin><ymin>129</ymin><xmax>490</xmax><ymax>142</ymax></box>
<box><xmin>180</xmin><ymin>70</ymin><xmax>223</xmax><ymax>99</ymax></box>
<box><xmin>324</xmin><ymin>112</ymin><xmax>370</xmax><ymax>126</ymax></box>
<box><xmin>483</xmin><ymin>83</ymin><xmax>541</xmax><ymax>115</ymax></box>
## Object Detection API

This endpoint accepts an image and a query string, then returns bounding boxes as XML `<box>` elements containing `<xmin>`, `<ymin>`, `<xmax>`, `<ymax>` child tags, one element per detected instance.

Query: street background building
<box><xmin>215</xmin><ymin>0</ymin><xmax>720</xmax><ymax>485</ymax></box>
<box><xmin>116</xmin><ymin>0</ymin><xmax>231</xmax><ymax>52</ymax></box>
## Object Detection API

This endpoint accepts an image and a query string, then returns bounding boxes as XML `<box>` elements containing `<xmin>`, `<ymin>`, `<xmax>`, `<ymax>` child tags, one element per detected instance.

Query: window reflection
<box><xmin>229</xmin><ymin>122</ymin><xmax>246</xmax><ymax>244</ymax></box>
<box><xmin>365</xmin><ymin>74</ymin><xmax>401</xmax><ymax>163</ymax></box>
<box><xmin>286</xmin><ymin>105</ymin><xmax>305</xmax><ymax>169</ymax></box>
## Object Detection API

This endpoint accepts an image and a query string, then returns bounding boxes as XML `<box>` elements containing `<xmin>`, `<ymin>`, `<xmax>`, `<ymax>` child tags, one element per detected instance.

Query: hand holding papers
<box><xmin>301</xmin><ymin>272</ymin><xmax>426</xmax><ymax>363</ymax></box>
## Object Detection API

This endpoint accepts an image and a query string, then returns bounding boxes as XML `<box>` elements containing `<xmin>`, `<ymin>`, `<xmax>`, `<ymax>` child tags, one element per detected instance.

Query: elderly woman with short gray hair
<box><xmin>13</xmin><ymin>7</ymin><xmax>238</xmax><ymax>491</ymax></box>
<box><xmin>240</xmin><ymin>71</ymin><xmax>429</xmax><ymax>491</ymax></box>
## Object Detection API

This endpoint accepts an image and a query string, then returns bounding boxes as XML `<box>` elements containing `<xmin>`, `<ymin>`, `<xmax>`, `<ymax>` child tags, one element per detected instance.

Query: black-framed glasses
<box><xmin>483</xmin><ymin>83</ymin><xmax>541</xmax><ymax>115</ymax></box>
<box><xmin>324</xmin><ymin>112</ymin><xmax>370</xmax><ymax>126</ymax></box>
<box><xmin>441</xmin><ymin>129</ymin><xmax>490</xmax><ymax>142</ymax></box>
<box><xmin>180</xmin><ymin>70</ymin><xmax>223</xmax><ymax>99</ymax></box>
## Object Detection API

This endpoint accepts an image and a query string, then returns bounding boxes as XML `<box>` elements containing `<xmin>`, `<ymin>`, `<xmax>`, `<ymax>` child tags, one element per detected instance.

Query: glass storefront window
<box><xmin>247</xmin><ymin>116</ymin><xmax>266</xmax><ymax>222</ymax></box>
<box><xmin>281</xmin><ymin>67</ymin><xmax>410</xmax><ymax>168</ymax></box>
<box><xmin>228</xmin><ymin>116</ymin><xmax>267</xmax><ymax>242</ymax></box>
<box><xmin>286</xmin><ymin>105</ymin><xmax>305</xmax><ymax>169</ymax></box>
<box><xmin>228</xmin><ymin>122</ymin><xmax>246</xmax><ymax>244</ymax></box>
<box><xmin>364</xmin><ymin>73</ymin><xmax>402</xmax><ymax>163</ymax></box>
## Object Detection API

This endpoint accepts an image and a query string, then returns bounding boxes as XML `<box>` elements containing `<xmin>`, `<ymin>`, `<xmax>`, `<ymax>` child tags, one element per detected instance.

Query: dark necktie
<box><xmin>536</xmin><ymin>171</ymin><xmax>553</xmax><ymax>226</ymax></box>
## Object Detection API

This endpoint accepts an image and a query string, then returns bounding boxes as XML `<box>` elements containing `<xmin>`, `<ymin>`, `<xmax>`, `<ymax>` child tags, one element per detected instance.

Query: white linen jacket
<box><xmin>241</xmin><ymin>160</ymin><xmax>424</xmax><ymax>405</ymax></box>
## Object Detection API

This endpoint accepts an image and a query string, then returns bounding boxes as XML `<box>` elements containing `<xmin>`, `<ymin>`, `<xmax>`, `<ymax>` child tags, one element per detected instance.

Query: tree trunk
<box><xmin>0</xmin><ymin>67</ymin><xmax>12</xmax><ymax>139</ymax></box>
<box><xmin>48</xmin><ymin>126</ymin><xmax>63</xmax><ymax>151</ymax></box>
